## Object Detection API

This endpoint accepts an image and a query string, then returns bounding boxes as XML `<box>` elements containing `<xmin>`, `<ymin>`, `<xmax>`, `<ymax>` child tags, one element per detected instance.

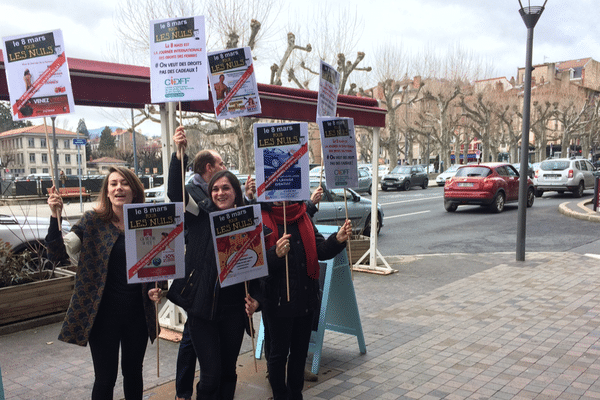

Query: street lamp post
<box><xmin>516</xmin><ymin>0</ymin><xmax>547</xmax><ymax>262</ymax></box>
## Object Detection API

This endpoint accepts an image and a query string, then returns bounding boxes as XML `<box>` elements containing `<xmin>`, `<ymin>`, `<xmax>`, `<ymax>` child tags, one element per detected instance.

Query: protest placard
<box><xmin>209</xmin><ymin>204</ymin><xmax>268</xmax><ymax>287</ymax></box>
<box><xmin>2</xmin><ymin>29</ymin><xmax>75</xmax><ymax>120</ymax></box>
<box><xmin>318</xmin><ymin>117</ymin><xmax>358</xmax><ymax>189</ymax></box>
<box><xmin>149</xmin><ymin>16</ymin><xmax>208</xmax><ymax>103</ymax></box>
<box><xmin>316</xmin><ymin>60</ymin><xmax>340</xmax><ymax>118</ymax></box>
<box><xmin>207</xmin><ymin>47</ymin><xmax>261</xmax><ymax>120</ymax></box>
<box><xmin>124</xmin><ymin>203</ymin><xmax>185</xmax><ymax>284</ymax></box>
<box><xmin>254</xmin><ymin>122</ymin><xmax>310</xmax><ymax>202</ymax></box>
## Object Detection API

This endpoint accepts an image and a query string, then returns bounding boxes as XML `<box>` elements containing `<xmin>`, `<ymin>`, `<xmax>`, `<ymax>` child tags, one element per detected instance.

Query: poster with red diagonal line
<box><xmin>2</xmin><ymin>29</ymin><xmax>75</xmax><ymax>120</ymax></box>
<box><xmin>207</xmin><ymin>47</ymin><xmax>261</xmax><ymax>120</ymax></box>
<box><xmin>209</xmin><ymin>204</ymin><xmax>268</xmax><ymax>288</ymax></box>
<box><xmin>254</xmin><ymin>122</ymin><xmax>310</xmax><ymax>202</ymax></box>
<box><xmin>123</xmin><ymin>202</ymin><xmax>185</xmax><ymax>284</ymax></box>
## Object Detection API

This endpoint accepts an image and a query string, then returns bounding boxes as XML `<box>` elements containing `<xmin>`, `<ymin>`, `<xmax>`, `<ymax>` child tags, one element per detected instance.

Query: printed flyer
<box><xmin>209</xmin><ymin>204</ymin><xmax>268</xmax><ymax>287</ymax></box>
<box><xmin>316</xmin><ymin>60</ymin><xmax>340</xmax><ymax>118</ymax></box>
<box><xmin>2</xmin><ymin>29</ymin><xmax>75</xmax><ymax>120</ymax></box>
<box><xmin>207</xmin><ymin>47</ymin><xmax>261</xmax><ymax>120</ymax></box>
<box><xmin>318</xmin><ymin>117</ymin><xmax>358</xmax><ymax>189</ymax></box>
<box><xmin>124</xmin><ymin>202</ymin><xmax>185</xmax><ymax>284</ymax></box>
<box><xmin>149</xmin><ymin>16</ymin><xmax>208</xmax><ymax>103</ymax></box>
<box><xmin>254</xmin><ymin>122</ymin><xmax>310</xmax><ymax>202</ymax></box>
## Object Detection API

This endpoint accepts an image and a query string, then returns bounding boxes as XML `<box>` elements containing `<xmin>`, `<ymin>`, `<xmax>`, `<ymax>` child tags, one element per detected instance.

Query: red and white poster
<box><xmin>124</xmin><ymin>203</ymin><xmax>185</xmax><ymax>284</ymax></box>
<box><xmin>207</xmin><ymin>47</ymin><xmax>261</xmax><ymax>120</ymax></box>
<box><xmin>2</xmin><ymin>29</ymin><xmax>75</xmax><ymax>120</ymax></box>
<box><xmin>209</xmin><ymin>204</ymin><xmax>268</xmax><ymax>288</ymax></box>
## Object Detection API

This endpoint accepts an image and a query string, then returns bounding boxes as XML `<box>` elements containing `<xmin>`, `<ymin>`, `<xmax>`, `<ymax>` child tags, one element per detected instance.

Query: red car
<box><xmin>443</xmin><ymin>163</ymin><xmax>535</xmax><ymax>213</ymax></box>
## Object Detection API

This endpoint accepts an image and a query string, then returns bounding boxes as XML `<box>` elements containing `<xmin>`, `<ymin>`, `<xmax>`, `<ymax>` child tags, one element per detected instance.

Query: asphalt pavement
<box><xmin>2</xmin><ymin>199</ymin><xmax>600</xmax><ymax>399</ymax></box>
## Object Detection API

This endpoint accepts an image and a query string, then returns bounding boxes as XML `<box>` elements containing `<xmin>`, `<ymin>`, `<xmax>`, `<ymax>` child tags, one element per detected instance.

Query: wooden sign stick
<box><xmin>245</xmin><ymin>281</ymin><xmax>258</xmax><ymax>372</ymax></box>
<box><xmin>343</xmin><ymin>189</ymin><xmax>353</xmax><ymax>280</ymax></box>
<box><xmin>284</xmin><ymin>201</ymin><xmax>290</xmax><ymax>302</ymax></box>
<box><xmin>43</xmin><ymin>118</ymin><xmax>61</xmax><ymax>231</ymax></box>
<box><xmin>179</xmin><ymin>102</ymin><xmax>185</xmax><ymax>203</ymax></box>
<box><xmin>155</xmin><ymin>281</ymin><xmax>160</xmax><ymax>377</ymax></box>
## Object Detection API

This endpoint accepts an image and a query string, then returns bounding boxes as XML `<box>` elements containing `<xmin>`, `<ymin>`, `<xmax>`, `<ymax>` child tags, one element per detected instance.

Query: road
<box><xmin>365</xmin><ymin>185</ymin><xmax>600</xmax><ymax>256</ymax></box>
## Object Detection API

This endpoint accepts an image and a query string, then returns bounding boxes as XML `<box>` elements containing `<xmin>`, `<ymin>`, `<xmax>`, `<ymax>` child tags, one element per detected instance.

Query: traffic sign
<box><xmin>73</xmin><ymin>138</ymin><xmax>87</xmax><ymax>145</ymax></box>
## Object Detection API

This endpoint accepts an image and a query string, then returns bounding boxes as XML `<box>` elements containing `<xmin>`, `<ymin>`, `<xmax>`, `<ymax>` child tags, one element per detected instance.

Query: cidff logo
<box><xmin>165</xmin><ymin>77</ymin><xmax>190</xmax><ymax>86</ymax></box>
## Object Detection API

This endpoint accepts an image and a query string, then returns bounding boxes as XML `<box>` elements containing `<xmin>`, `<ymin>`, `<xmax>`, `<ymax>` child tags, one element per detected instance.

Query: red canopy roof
<box><xmin>0</xmin><ymin>52</ymin><xmax>385</xmax><ymax>127</ymax></box>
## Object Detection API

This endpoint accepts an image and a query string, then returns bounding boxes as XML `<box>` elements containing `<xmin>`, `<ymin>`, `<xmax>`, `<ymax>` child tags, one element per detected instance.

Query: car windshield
<box><xmin>390</xmin><ymin>166</ymin><xmax>411</xmax><ymax>174</ymax></box>
<box><xmin>540</xmin><ymin>160</ymin><xmax>570</xmax><ymax>171</ymax></box>
<box><xmin>455</xmin><ymin>166</ymin><xmax>491</xmax><ymax>178</ymax></box>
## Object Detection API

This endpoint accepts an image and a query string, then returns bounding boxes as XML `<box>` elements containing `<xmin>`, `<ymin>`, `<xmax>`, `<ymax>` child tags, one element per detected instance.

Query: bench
<box><xmin>47</xmin><ymin>187</ymin><xmax>92</xmax><ymax>201</ymax></box>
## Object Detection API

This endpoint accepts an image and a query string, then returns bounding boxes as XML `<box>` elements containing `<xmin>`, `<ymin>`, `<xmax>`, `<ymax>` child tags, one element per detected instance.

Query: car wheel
<box><xmin>572</xmin><ymin>181</ymin><xmax>584</xmax><ymax>198</ymax></box>
<box><xmin>368</xmin><ymin>184</ymin><xmax>372</xmax><ymax>195</ymax></box>
<box><xmin>422</xmin><ymin>179</ymin><xmax>428</xmax><ymax>189</ymax></box>
<box><xmin>534</xmin><ymin>188</ymin><xmax>543</xmax><ymax>198</ymax></box>
<box><xmin>444</xmin><ymin>201</ymin><xmax>458</xmax><ymax>212</ymax></box>
<box><xmin>489</xmin><ymin>192</ymin><xmax>505</xmax><ymax>213</ymax></box>
<box><xmin>363</xmin><ymin>213</ymin><xmax>381</xmax><ymax>236</ymax></box>
<box><xmin>526</xmin><ymin>187</ymin><xmax>535</xmax><ymax>207</ymax></box>
<box><xmin>381</xmin><ymin>186</ymin><xmax>388</xmax><ymax>191</ymax></box>
<box><xmin>403</xmin><ymin>181</ymin><xmax>410</xmax><ymax>191</ymax></box>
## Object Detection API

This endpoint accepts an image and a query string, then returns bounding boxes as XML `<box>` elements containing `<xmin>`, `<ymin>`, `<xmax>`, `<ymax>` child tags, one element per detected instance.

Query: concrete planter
<box><xmin>0</xmin><ymin>268</ymin><xmax>75</xmax><ymax>326</ymax></box>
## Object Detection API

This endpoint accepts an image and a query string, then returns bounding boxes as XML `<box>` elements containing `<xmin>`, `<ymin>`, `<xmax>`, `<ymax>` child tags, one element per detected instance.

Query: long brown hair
<box><xmin>95</xmin><ymin>166</ymin><xmax>145</xmax><ymax>222</ymax></box>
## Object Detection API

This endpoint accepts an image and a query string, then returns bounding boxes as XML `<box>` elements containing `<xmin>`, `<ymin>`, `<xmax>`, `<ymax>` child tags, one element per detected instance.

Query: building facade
<box><xmin>0</xmin><ymin>124</ymin><xmax>87</xmax><ymax>179</ymax></box>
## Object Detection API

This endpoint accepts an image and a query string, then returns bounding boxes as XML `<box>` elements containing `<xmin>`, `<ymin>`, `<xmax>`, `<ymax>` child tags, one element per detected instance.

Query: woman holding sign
<box><xmin>45</xmin><ymin>166</ymin><xmax>161</xmax><ymax>400</ymax></box>
<box><xmin>167</xmin><ymin>126</ymin><xmax>260</xmax><ymax>400</ymax></box>
<box><xmin>261</xmin><ymin>202</ymin><xmax>352</xmax><ymax>400</ymax></box>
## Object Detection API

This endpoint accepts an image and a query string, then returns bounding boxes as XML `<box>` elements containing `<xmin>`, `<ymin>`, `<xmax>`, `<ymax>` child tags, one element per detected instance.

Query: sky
<box><xmin>1</xmin><ymin>0</ymin><xmax>598</xmax><ymax>137</ymax></box>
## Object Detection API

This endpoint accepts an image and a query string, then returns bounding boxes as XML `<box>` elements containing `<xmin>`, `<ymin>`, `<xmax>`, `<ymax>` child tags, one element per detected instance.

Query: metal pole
<box><xmin>516</xmin><ymin>2</ymin><xmax>546</xmax><ymax>261</ymax></box>
<box><xmin>77</xmin><ymin>129</ymin><xmax>83</xmax><ymax>212</ymax></box>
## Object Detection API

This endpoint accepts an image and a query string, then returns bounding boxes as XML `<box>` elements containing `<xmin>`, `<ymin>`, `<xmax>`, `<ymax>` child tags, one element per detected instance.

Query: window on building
<box><xmin>65</xmin><ymin>154</ymin><xmax>71</xmax><ymax>164</ymax></box>
<box><xmin>66</xmin><ymin>168</ymin><xmax>72</xmax><ymax>175</ymax></box>
<box><xmin>28</xmin><ymin>138</ymin><xmax>35</xmax><ymax>147</ymax></box>
<box><xmin>42</xmin><ymin>154</ymin><xmax>48</xmax><ymax>164</ymax></box>
<box><xmin>76</xmin><ymin>154</ymin><xmax>82</xmax><ymax>164</ymax></box>
<box><xmin>42</xmin><ymin>168</ymin><xmax>49</xmax><ymax>174</ymax></box>
<box><xmin>29</xmin><ymin>153</ymin><xmax>36</xmax><ymax>163</ymax></box>
<box><xmin>40</xmin><ymin>138</ymin><xmax>46</xmax><ymax>148</ymax></box>
<box><xmin>64</xmin><ymin>139</ymin><xmax>70</xmax><ymax>149</ymax></box>
<box><xmin>30</xmin><ymin>168</ymin><xmax>36</xmax><ymax>174</ymax></box>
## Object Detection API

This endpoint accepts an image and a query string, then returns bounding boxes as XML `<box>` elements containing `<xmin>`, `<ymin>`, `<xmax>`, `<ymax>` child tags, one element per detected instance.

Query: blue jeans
<box><xmin>176</xmin><ymin>321</ymin><xmax>197</xmax><ymax>399</ymax></box>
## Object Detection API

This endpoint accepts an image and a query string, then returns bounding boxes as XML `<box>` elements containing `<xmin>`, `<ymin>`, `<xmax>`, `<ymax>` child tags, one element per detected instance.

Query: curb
<box><xmin>558</xmin><ymin>199</ymin><xmax>600</xmax><ymax>222</ymax></box>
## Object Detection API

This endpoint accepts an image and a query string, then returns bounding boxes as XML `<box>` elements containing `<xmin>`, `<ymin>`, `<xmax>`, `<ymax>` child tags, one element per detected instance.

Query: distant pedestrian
<box><xmin>59</xmin><ymin>170</ymin><xmax>66</xmax><ymax>188</ymax></box>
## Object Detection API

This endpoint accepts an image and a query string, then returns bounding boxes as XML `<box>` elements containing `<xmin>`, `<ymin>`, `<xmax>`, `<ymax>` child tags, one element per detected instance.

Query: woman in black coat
<box><xmin>261</xmin><ymin>201</ymin><xmax>351</xmax><ymax>400</ymax></box>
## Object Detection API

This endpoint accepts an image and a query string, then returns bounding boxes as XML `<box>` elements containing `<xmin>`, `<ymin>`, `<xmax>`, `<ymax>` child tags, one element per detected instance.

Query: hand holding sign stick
<box><xmin>43</xmin><ymin>118</ymin><xmax>61</xmax><ymax>231</ymax></box>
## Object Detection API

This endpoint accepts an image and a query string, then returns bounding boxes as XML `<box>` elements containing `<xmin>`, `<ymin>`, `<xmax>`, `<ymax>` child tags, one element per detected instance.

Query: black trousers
<box><xmin>187</xmin><ymin>307</ymin><xmax>245</xmax><ymax>400</ymax></box>
<box><xmin>263</xmin><ymin>310</ymin><xmax>313</xmax><ymax>400</ymax></box>
<box><xmin>88</xmin><ymin>307</ymin><xmax>149</xmax><ymax>400</ymax></box>
<box><xmin>176</xmin><ymin>321</ymin><xmax>197</xmax><ymax>399</ymax></box>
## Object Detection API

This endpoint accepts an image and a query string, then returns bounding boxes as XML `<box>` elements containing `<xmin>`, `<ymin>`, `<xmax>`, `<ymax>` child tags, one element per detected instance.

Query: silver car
<box><xmin>309</xmin><ymin>179</ymin><xmax>383</xmax><ymax>236</ymax></box>
<box><xmin>533</xmin><ymin>158</ymin><xmax>596</xmax><ymax>198</ymax></box>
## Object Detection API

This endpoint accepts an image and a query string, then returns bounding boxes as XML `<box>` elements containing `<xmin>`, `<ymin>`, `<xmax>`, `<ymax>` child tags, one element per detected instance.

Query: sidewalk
<box><xmin>4</xmin><ymin>251</ymin><xmax>600</xmax><ymax>399</ymax></box>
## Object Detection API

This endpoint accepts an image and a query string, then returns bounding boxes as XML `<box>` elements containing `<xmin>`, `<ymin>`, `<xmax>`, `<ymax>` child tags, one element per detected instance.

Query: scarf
<box><xmin>262</xmin><ymin>202</ymin><xmax>319</xmax><ymax>280</ymax></box>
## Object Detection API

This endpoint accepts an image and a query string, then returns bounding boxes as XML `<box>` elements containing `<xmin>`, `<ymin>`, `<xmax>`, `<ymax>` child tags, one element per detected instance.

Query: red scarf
<box><xmin>262</xmin><ymin>202</ymin><xmax>319</xmax><ymax>279</ymax></box>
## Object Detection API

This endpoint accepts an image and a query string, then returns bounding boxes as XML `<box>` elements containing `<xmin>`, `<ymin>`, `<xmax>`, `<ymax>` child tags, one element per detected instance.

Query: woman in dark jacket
<box><xmin>261</xmin><ymin>201</ymin><xmax>351</xmax><ymax>400</ymax></box>
<box><xmin>167</xmin><ymin>126</ymin><xmax>260</xmax><ymax>400</ymax></box>
<box><xmin>46</xmin><ymin>166</ymin><xmax>161</xmax><ymax>400</ymax></box>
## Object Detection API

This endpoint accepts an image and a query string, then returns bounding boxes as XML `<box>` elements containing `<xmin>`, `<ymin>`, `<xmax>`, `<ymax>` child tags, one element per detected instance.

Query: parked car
<box><xmin>511</xmin><ymin>162</ymin><xmax>534</xmax><ymax>179</ymax></box>
<box><xmin>309</xmin><ymin>179</ymin><xmax>384</xmax><ymax>236</ymax></box>
<box><xmin>381</xmin><ymin>165</ymin><xmax>428</xmax><ymax>191</ymax></box>
<box><xmin>435</xmin><ymin>164</ymin><xmax>460</xmax><ymax>186</ymax></box>
<box><xmin>443</xmin><ymin>163</ymin><xmax>534</xmax><ymax>213</ymax></box>
<box><xmin>533</xmin><ymin>157</ymin><xmax>596</xmax><ymax>198</ymax></box>
<box><xmin>309</xmin><ymin>168</ymin><xmax>373</xmax><ymax>195</ymax></box>
<box><xmin>0</xmin><ymin>214</ymin><xmax>71</xmax><ymax>273</ymax></box>
<box><xmin>144</xmin><ymin>185</ymin><xmax>165</xmax><ymax>203</ymax></box>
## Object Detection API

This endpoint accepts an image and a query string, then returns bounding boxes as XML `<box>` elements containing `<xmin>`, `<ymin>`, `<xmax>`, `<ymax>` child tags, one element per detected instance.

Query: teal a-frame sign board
<box><xmin>255</xmin><ymin>225</ymin><xmax>366</xmax><ymax>373</ymax></box>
